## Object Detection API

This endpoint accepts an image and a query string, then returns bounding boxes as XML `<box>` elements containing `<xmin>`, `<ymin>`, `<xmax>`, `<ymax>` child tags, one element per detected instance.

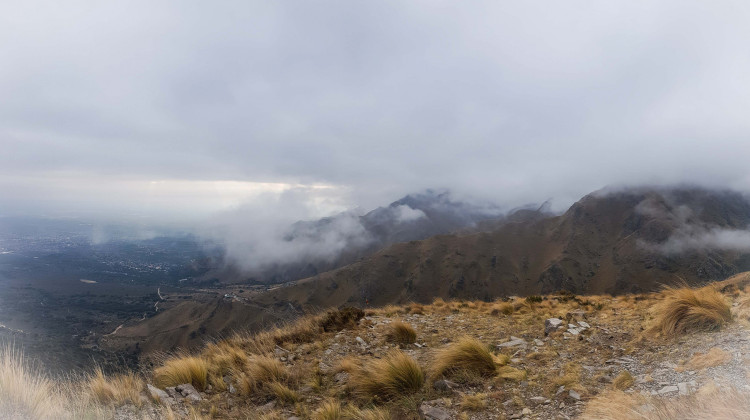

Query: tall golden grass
<box><xmin>86</xmin><ymin>367</ymin><xmax>144</xmax><ymax>407</ymax></box>
<box><xmin>152</xmin><ymin>355</ymin><xmax>208</xmax><ymax>390</ymax></box>
<box><xmin>234</xmin><ymin>355</ymin><xmax>290</xmax><ymax>396</ymax></box>
<box><xmin>387</xmin><ymin>320</ymin><xmax>417</xmax><ymax>345</ymax></box>
<box><xmin>0</xmin><ymin>345</ymin><xmax>62</xmax><ymax>419</ymax></box>
<box><xmin>649</xmin><ymin>286</ymin><xmax>731</xmax><ymax>336</ymax></box>
<box><xmin>350</xmin><ymin>351</ymin><xmax>424</xmax><ymax>400</ymax></box>
<box><xmin>581</xmin><ymin>387</ymin><xmax>750</xmax><ymax>420</ymax></box>
<box><xmin>686</xmin><ymin>347</ymin><xmax>731</xmax><ymax>370</ymax></box>
<box><xmin>431</xmin><ymin>337</ymin><xmax>500</xmax><ymax>379</ymax></box>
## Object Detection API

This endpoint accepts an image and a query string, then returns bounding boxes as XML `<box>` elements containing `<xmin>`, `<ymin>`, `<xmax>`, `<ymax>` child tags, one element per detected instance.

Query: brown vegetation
<box><xmin>350</xmin><ymin>351</ymin><xmax>424</xmax><ymax>400</ymax></box>
<box><xmin>386</xmin><ymin>320</ymin><xmax>417</xmax><ymax>345</ymax></box>
<box><xmin>581</xmin><ymin>387</ymin><xmax>750</xmax><ymax>420</ymax></box>
<box><xmin>153</xmin><ymin>355</ymin><xmax>208</xmax><ymax>390</ymax></box>
<box><xmin>612</xmin><ymin>370</ymin><xmax>634</xmax><ymax>390</ymax></box>
<box><xmin>86</xmin><ymin>368</ymin><xmax>144</xmax><ymax>407</ymax></box>
<box><xmin>431</xmin><ymin>337</ymin><xmax>500</xmax><ymax>379</ymax></box>
<box><xmin>686</xmin><ymin>347</ymin><xmax>731</xmax><ymax>370</ymax></box>
<box><xmin>649</xmin><ymin>286</ymin><xmax>731</xmax><ymax>336</ymax></box>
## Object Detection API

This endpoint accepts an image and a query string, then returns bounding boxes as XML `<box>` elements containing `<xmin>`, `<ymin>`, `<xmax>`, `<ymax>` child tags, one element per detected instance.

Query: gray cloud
<box><xmin>634</xmin><ymin>193</ymin><xmax>750</xmax><ymax>254</ymax></box>
<box><xmin>2</xmin><ymin>1</ymin><xmax>750</xmax><ymax>220</ymax></box>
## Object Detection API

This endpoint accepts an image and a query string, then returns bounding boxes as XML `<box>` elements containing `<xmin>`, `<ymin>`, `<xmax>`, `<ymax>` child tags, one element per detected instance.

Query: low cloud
<box><xmin>390</xmin><ymin>204</ymin><xmax>427</xmax><ymax>223</ymax></box>
<box><xmin>633</xmin><ymin>191</ymin><xmax>750</xmax><ymax>254</ymax></box>
<box><xmin>645</xmin><ymin>226</ymin><xmax>750</xmax><ymax>255</ymax></box>
<box><xmin>201</xmin><ymin>186</ymin><xmax>369</xmax><ymax>271</ymax></box>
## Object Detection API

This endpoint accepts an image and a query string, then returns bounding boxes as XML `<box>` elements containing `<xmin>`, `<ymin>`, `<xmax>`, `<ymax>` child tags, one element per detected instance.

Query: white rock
<box><xmin>498</xmin><ymin>338</ymin><xmax>527</xmax><ymax>348</ymax></box>
<box><xmin>545</xmin><ymin>318</ymin><xmax>565</xmax><ymax>335</ymax></box>
<box><xmin>568</xmin><ymin>390</ymin><xmax>581</xmax><ymax>400</ymax></box>
<box><xmin>677</xmin><ymin>382</ymin><xmax>689</xmax><ymax>395</ymax></box>
<box><xmin>658</xmin><ymin>385</ymin><xmax>679</xmax><ymax>395</ymax></box>
<box><xmin>146</xmin><ymin>384</ymin><xmax>170</xmax><ymax>402</ymax></box>
<box><xmin>420</xmin><ymin>403</ymin><xmax>450</xmax><ymax>420</ymax></box>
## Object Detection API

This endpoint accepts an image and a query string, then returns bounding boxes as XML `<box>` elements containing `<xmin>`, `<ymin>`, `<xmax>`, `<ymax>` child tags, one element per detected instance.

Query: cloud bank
<box><xmin>2</xmin><ymin>1</ymin><xmax>750</xmax><ymax>223</ymax></box>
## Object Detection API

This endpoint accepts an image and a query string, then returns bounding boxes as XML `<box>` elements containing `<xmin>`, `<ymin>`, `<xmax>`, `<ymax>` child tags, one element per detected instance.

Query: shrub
<box><xmin>350</xmin><ymin>351</ymin><xmax>424</xmax><ymax>400</ymax></box>
<box><xmin>431</xmin><ymin>337</ymin><xmax>499</xmax><ymax>379</ymax></box>
<box><xmin>387</xmin><ymin>321</ymin><xmax>417</xmax><ymax>345</ymax></box>
<box><xmin>650</xmin><ymin>286</ymin><xmax>731</xmax><ymax>336</ymax></box>
<box><xmin>153</xmin><ymin>356</ymin><xmax>208</xmax><ymax>390</ymax></box>
<box><xmin>525</xmin><ymin>295</ymin><xmax>543</xmax><ymax>304</ymax></box>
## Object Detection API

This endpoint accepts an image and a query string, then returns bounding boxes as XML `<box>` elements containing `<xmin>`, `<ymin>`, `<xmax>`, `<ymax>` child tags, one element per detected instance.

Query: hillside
<box><xmin>103</xmin><ymin>186</ymin><xmax>750</xmax><ymax>356</ymax></box>
<box><xmin>7</xmin><ymin>273</ymin><xmax>750</xmax><ymax>419</ymax></box>
<box><xmin>258</xmin><ymin>186</ymin><xmax>750</xmax><ymax>306</ymax></box>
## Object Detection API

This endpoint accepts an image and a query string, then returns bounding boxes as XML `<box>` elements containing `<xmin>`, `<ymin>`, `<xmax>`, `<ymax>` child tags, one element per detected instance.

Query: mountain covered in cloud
<box><xmin>107</xmin><ymin>185</ymin><xmax>750</xmax><ymax>355</ymax></box>
<box><xmin>207</xmin><ymin>190</ymin><xmax>507</xmax><ymax>284</ymax></box>
<box><xmin>253</xmin><ymin>186</ymin><xmax>750</xmax><ymax>309</ymax></box>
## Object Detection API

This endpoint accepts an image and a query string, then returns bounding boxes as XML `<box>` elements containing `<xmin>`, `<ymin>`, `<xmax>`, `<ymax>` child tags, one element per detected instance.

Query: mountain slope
<box><xmin>107</xmin><ymin>186</ymin><xmax>750</xmax><ymax>355</ymax></box>
<box><xmin>254</xmin><ymin>186</ymin><xmax>750</xmax><ymax>309</ymax></box>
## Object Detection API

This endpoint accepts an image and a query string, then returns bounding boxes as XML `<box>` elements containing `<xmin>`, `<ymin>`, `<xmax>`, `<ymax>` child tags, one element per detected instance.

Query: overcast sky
<box><xmin>3</xmin><ymin>1</ymin><xmax>750</xmax><ymax>223</ymax></box>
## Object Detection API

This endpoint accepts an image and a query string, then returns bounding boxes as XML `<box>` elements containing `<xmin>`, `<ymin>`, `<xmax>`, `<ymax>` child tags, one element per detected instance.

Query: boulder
<box><xmin>175</xmin><ymin>383</ymin><xmax>202</xmax><ymax>402</ymax></box>
<box><xmin>420</xmin><ymin>403</ymin><xmax>450</xmax><ymax>420</ymax></box>
<box><xmin>545</xmin><ymin>318</ymin><xmax>564</xmax><ymax>335</ymax></box>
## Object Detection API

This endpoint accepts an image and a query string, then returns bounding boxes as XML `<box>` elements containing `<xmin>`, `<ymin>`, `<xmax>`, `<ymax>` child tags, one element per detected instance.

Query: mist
<box><xmin>3</xmin><ymin>1</ymin><xmax>750</xmax><ymax>257</ymax></box>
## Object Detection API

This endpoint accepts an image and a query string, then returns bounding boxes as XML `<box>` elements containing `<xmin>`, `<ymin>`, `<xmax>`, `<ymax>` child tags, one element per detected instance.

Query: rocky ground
<box><xmin>110</xmin><ymin>280</ymin><xmax>750</xmax><ymax>419</ymax></box>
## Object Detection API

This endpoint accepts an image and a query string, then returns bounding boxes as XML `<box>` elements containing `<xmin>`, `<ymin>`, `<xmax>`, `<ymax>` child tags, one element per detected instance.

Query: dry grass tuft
<box><xmin>335</xmin><ymin>356</ymin><xmax>360</xmax><ymax>374</ymax></box>
<box><xmin>581</xmin><ymin>387</ymin><xmax>750</xmax><ymax>420</ymax></box>
<box><xmin>387</xmin><ymin>321</ymin><xmax>417</xmax><ymax>345</ymax></box>
<box><xmin>268</xmin><ymin>381</ymin><xmax>299</xmax><ymax>404</ymax></box>
<box><xmin>460</xmin><ymin>393</ymin><xmax>487</xmax><ymax>410</ymax></box>
<box><xmin>313</xmin><ymin>399</ymin><xmax>343</xmax><ymax>420</ymax></box>
<box><xmin>579</xmin><ymin>390</ymin><xmax>645</xmax><ymax>420</ymax></box>
<box><xmin>431</xmin><ymin>337</ymin><xmax>498</xmax><ymax>379</ymax></box>
<box><xmin>235</xmin><ymin>355</ymin><xmax>289</xmax><ymax>395</ymax></box>
<box><xmin>153</xmin><ymin>355</ymin><xmax>208</xmax><ymax>390</ymax></box>
<box><xmin>496</xmin><ymin>366</ymin><xmax>527</xmax><ymax>382</ymax></box>
<box><xmin>0</xmin><ymin>345</ymin><xmax>63</xmax><ymax>419</ymax></box>
<box><xmin>320</xmin><ymin>307</ymin><xmax>365</xmax><ymax>332</ymax></box>
<box><xmin>552</xmin><ymin>362</ymin><xmax>581</xmax><ymax>388</ymax></box>
<box><xmin>490</xmin><ymin>302</ymin><xmax>514</xmax><ymax>316</ymax></box>
<box><xmin>649</xmin><ymin>286</ymin><xmax>731</xmax><ymax>336</ymax></box>
<box><xmin>612</xmin><ymin>370</ymin><xmax>634</xmax><ymax>390</ymax></box>
<box><xmin>686</xmin><ymin>347</ymin><xmax>731</xmax><ymax>370</ymax></box>
<box><xmin>86</xmin><ymin>368</ymin><xmax>144</xmax><ymax>407</ymax></box>
<box><xmin>407</xmin><ymin>303</ymin><xmax>425</xmax><ymax>315</ymax></box>
<box><xmin>344</xmin><ymin>405</ymin><xmax>392</xmax><ymax>420</ymax></box>
<box><xmin>350</xmin><ymin>351</ymin><xmax>424</xmax><ymax>400</ymax></box>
